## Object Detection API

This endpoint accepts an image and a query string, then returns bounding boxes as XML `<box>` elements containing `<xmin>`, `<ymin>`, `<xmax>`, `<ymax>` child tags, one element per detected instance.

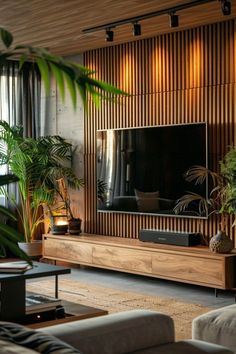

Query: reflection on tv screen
<box><xmin>97</xmin><ymin>123</ymin><xmax>207</xmax><ymax>218</ymax></box>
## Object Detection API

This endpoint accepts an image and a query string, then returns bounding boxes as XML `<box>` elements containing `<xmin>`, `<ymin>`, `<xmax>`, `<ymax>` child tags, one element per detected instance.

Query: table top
<box><xmin>0</xmin><ymin>261</ymin><xmax>71</xmax><ymax>282</ymax></box>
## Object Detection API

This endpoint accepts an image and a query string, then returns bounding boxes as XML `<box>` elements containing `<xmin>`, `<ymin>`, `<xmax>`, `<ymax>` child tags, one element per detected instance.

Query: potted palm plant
<box><xmin>0</xmin><ymin>27</ymin><xmax>126</xmax><ymax>260</ymax></box>
<box><xmin>174</xmin><ymin>147</ymin><xmax>236</xmax><ymax>253</ymax></box>
<box><xmin>0</xmin><ymin>121</ymin><xmax>83</xmax><ymax>255</ymax></box>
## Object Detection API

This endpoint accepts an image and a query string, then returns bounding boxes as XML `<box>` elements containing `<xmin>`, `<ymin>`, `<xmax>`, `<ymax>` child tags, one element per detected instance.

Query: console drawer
<box><xmin>92</xmin><ymin>245</ymin><xmax>152</xmax><ymax>274</ymax></box>
<box><xmin>43</xmin><ymin>237</ymin><xmax>93</xmax><ymax>264</ymax></box>
<box><xmin>152</xmin><ymin>253</ymin><xmax>223</xmax><ymax>287</ymax></box>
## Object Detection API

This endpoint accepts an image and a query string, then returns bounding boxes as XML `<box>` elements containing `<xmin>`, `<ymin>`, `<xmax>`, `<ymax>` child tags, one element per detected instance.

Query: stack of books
<box><xmin>26</xmin><ymin>294</ymin><xmax>62</xmax><ymax>314</ymax></box>
<box><xmin>0</xmin><ymin>261</ymin><xmax>32</xmax><ymax>273</ymax></box>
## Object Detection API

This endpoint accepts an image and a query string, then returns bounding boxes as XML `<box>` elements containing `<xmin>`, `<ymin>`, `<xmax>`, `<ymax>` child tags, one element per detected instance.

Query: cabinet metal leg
<box><xmin>215</xmin><ymin>288</ymin><xmax>218</xmax><ymax>297</ymax></box>
<box><xmin>55</xmin><ymin>275</ymin><xmax>58</xmax><ymax>298</ymax></box>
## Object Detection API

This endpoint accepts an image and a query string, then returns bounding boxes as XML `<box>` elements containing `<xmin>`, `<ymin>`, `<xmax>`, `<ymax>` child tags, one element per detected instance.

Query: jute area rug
<box><xmin>27</xmin><ymin>279</ymin><xmax>210</xmax><ymax>340</ymax></box>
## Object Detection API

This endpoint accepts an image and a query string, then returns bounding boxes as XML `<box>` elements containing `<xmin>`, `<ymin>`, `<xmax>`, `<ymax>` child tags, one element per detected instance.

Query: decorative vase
<box><xmin>68</xmin><ymin>218</ymin><xmax>82</xmax><ymax>235</ymax></box>
<box><xmin>209</xmin><ymin>230</ymin><xmax>233</xmax><ymax>253</ymax></box>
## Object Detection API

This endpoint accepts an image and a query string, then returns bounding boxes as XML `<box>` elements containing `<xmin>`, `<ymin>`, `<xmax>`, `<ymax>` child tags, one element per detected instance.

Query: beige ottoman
<box><xmin>192</xmin><ymin>304</ymin><xmax>236</xmax><ymax>353</ymax></box>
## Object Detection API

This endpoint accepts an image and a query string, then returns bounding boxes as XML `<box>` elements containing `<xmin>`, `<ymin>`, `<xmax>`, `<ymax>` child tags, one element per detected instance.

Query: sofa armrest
<box><xmin>39</xmin><ymin>310</ymin><xmax>175</xmax><ymax>354</ymax></box>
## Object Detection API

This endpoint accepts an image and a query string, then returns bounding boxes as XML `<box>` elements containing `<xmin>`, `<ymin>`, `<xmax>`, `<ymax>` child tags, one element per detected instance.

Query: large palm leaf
<box><xmin>0</xmin><ymin>28</ymin><xmax>127</xmax><ymax>109</ymax></box>
<box><xmin>174</xmin><ymin>165</ymin><xmax>220</xmax><ymax>217</ymax></box>
<box><xmin>0</xmin><ymin>175</ymin><xmax>32</xmax><ymax>263</ymax></box>
<box><xmin>0</xmin><ymin>27</ymin><xmax>126</xmax><ymax>259</ymax></box>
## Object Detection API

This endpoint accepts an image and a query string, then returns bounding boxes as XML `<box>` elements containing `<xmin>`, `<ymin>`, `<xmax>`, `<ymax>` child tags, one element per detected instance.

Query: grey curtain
<box><xmin>0</xmin><ymin>60</ymin><xmax>42</xmax><ymax>138</ymax></box>
<box><xmin>0</xmin><ymin>61</ymin><xmax>43</xmax><ymax>235</ymax></box>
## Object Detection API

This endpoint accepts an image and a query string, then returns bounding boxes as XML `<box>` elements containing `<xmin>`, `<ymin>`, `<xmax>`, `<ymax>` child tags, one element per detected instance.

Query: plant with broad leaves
<box><xmin>0</xmin><ymin>28</ymin><xmax>127</xmax><ymax>109</ymax></box>
<box><xmin>0</xmin><ymin>27</ymin><xmax>127</xmax><ymax>262</ymax></box>
<box><xmin>0</xmin><ymin>174</ymin><xmax>32</xmax><ymax>264</ymax></box>
<box><xmin>0</xmin><ymin>121</ymin><xmax>84</xmax><ymax>243</ymax></box>
<box><xmin>174</xmin><ymin>165</ymin><xmax>222</xmax><ymax>217</ymax></box>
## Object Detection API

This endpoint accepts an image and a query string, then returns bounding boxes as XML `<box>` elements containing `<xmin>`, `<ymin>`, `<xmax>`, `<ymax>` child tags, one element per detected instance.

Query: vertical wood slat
<box><xmin>84</xmin><ymin>19</ymin><xmax>236</xmax><ymax>245</ymax></box>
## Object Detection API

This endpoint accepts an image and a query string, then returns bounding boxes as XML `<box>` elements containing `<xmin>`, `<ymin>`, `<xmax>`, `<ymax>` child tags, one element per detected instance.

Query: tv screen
<box><xmin>96</xmin><ymin>123</ymin><xmax>208</xmax><ymax>218</ymax></box>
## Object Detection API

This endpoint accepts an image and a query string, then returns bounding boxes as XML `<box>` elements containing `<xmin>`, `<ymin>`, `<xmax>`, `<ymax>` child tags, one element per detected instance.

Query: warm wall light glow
<box><xmin>122</xmin><ymin>52</ymin><xmax>132</xmax><ymax>93</ymax></box>
<box><xmin>152</xmin><ymin>45</ymin><xmax>158</xmax><ymax>92</ymax></box>
<box><xmin>151</xmin><ymin>38</ymin><xmax>168</xmax><ymax>94</ymax></box>
<box><xmin>189</xmin><ymin>37</ymin><xmax>201</xmax><ymax>88</ymax></box>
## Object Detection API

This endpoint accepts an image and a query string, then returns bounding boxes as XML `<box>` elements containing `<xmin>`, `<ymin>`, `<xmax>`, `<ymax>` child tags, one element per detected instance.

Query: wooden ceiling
<box><xmin>0</xmin><ymin>0</ymin><xmax>235</xmax><ymax>55</ymax></box>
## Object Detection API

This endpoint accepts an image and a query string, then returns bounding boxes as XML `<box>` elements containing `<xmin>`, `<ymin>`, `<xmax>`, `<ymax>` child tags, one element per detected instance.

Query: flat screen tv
<box><xmin>96</xmin><ymin>123</ymin><xmax>208</xmax><ymax>218</ymax></box>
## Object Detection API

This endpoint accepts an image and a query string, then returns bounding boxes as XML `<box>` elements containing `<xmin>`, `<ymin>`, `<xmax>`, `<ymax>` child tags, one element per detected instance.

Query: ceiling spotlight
<box><xmin>105</xmin><ymin>29</ymin><xmax>114</xmax><ymax>42</ymax></box>
<box><xmin>132</xmin><ymin>22</ymin><xmax>141</xmax><ymax>36</ymax></box>
<box><xmin>169</xmin><ymin>12</ymin><xmax>179</xmax><ymax>28</ymax></box>
<box><xmin>221</xmin><ymin>0</ymin><xmax>231</xmax><ymax>15</ymax></box>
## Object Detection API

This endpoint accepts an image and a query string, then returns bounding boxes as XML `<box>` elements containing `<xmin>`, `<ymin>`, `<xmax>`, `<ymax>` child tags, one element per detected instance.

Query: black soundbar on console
<box><xmin>139</xmin><ymin>229</ymin><xmax>201</xmax><ymax>246</ymax></box>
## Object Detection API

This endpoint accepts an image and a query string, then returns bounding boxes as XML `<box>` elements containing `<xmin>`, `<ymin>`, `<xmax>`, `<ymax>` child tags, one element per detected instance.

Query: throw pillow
<box><xmin>0</xmin><ymin>322</ymin><xmax>82</xmax><ymax>354</ymax></box>
<box><xmin>134</xmin><ymin>189</ymin><xmax>160</xmax><ymax>212</ymax></box>
<box><xmin>0</xmin><ymin>339</ymin><xmax>38</xmax><ymax>354</ymax></box>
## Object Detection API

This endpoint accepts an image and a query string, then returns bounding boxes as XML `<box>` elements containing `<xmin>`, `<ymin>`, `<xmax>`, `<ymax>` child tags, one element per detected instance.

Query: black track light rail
<box><xmin>82</xmin><ymin>0</ymin><xmax>217</xmax><ymax>33</ymax></box>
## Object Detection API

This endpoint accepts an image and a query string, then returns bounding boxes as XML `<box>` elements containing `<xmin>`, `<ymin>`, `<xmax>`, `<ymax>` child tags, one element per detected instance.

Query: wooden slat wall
<box><xmin>84</xmin><ymin>19</ymin><xmax>236</xmax><ymax>245</ymax></box>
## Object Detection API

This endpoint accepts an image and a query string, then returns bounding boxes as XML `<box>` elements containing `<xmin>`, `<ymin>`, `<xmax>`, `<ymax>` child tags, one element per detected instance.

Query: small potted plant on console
<box><xmin>48</xmin><ymin>177</ymin><xmax>82</xmax><ymax>236</ymax></box>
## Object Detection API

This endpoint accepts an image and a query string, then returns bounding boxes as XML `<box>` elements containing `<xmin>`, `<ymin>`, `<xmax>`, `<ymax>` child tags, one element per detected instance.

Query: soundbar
<box><xmin>139</xmin><ymin>229</ymin><xmax>201</xmax><ymax>246</ymax></box>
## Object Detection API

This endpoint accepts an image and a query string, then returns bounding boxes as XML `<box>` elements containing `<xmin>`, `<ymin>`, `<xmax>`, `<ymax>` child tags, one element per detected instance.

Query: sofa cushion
<box><xmin>0</xmin><ymin>321</ymin><xmax>82</xmax><ymax>353</ymax></box>
<box><xmin>42</xmin><ymin>310</ymin><xmax>175</xmax><ymax>354</ymax></box>
<box><xmin>0</xmin><ymin>339</ymin><xmax>38</xmax><ymax>354</ymax></box>
<box><xmin>131</xmin><ymin>339</ymin><xmax>233</xmax><ymax>353</ymax></box>
<box><xmin>192</xmin><ymin>304</ymin><xmax>236</xmax><ymax>353</ymax></box>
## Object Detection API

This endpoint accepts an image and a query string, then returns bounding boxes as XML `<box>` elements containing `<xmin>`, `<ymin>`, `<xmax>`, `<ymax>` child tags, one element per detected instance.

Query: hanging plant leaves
<box><xmin>0</xmin><ymin>28</ymin><xmax>13</xmax><ymax>48</ymax></box>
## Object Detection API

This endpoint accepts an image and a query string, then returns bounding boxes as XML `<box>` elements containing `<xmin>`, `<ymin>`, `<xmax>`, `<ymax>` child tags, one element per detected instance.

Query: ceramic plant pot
<box><xmin>68</xmin><ymin>218</ymin><xmax>82</xmax><ymax>235</ymax></box>
<box><xmin>209</xmin><ymin>230</ymin><xmax>233</xmax><ymax>254</ymax></box>
<box><xmin>51</xmin><ymin>224</ymin><xmax>68</xmax><ymax>235</ymax></box>
<box><xmin>18</xmin><ymin>240</ymin><xmax>43</xmax><ymax>257</ymax></box>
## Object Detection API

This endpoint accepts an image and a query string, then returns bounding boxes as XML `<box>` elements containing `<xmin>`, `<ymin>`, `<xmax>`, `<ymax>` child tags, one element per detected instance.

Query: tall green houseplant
<box><xmin>0</xmin><ymin>28</ymin><xmax>125</xmax><ymax>108</ymax></box>
<box><xmin>220</xmin><ymin>147</ymin><xmax>236</xmax><ymax>217</ymax></box>
<box><xmin>0</xmin><ymin>121</ymin><xmax>83</xmax><ymax>243</ymax></box>
<box><xmin>0</xmin><ymin>28</ymin><xmax>125</xmax><ymax>259</ymax></box>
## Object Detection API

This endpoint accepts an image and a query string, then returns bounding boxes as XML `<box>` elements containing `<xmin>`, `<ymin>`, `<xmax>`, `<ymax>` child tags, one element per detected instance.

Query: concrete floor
<box><xmin>55</xmin><ymin>264</ymin><xmax>235</xmax><ymax>309</ymax></box>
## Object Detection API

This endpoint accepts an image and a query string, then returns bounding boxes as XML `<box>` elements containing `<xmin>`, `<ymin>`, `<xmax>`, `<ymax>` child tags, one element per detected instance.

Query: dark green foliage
<box><xmin>0</xmin><ymin>121</ymin><xmax>83</xmax><ymax>242</ymax></box>
<box><xmin>0</xmin><ymin>28</ymin><xmax>128</xmax><ymax>110</ymax></box>
<box><xmin>0</xmin><ymin>175</ymin><xmax>31</xmax><ymax>264</ymax></box>
<box><xmin>0</xmin><ymin>27</ymin><xmax>126</xmax><ymax>261</ymax></box>
<box><xmin>0</xmin><ymin>28</ymin><xmax>13</xmax><ymax>48</ymax></box>
<box><xmin>174</xmin><ymin>147</ymin><xmax>236</xmax><ymax>223</ymax></box>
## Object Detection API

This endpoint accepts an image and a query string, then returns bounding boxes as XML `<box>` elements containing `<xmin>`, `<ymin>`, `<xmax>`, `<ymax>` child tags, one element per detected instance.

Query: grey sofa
<box><xmin>0</xmin><ymin>310</ymin><xmax>233</xmax><ymax>354</ymax></box>
<box><xmin>193</xmin><ymin>304</ymin><xmax>236</xmax><ymax>354</ymax></box>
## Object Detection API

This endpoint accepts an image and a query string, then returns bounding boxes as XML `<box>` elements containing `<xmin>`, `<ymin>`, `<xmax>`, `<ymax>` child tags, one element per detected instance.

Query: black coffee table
<box><xmin>0</xmin><ymin>261</ymin><xmax>70</xmax><ymax>322</ymax></box>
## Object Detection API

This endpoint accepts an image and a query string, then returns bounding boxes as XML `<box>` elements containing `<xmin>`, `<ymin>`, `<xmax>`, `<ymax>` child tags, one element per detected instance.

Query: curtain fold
<box><xmin>0</xmin><ymin>61</ymin><xmax>44</xmax><ymax>238</ymax></box>
<box><xmin>0</xmin><ymin>60</ymin><xmax>42</xmax><ymax>138</ymax></box>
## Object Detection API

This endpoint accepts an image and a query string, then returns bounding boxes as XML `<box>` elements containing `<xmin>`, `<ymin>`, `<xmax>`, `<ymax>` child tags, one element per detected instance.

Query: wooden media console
<box><xmin>42</xmin><ymin>234</ymin><xmax>236</xmax><ymax>290</ymax></box>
